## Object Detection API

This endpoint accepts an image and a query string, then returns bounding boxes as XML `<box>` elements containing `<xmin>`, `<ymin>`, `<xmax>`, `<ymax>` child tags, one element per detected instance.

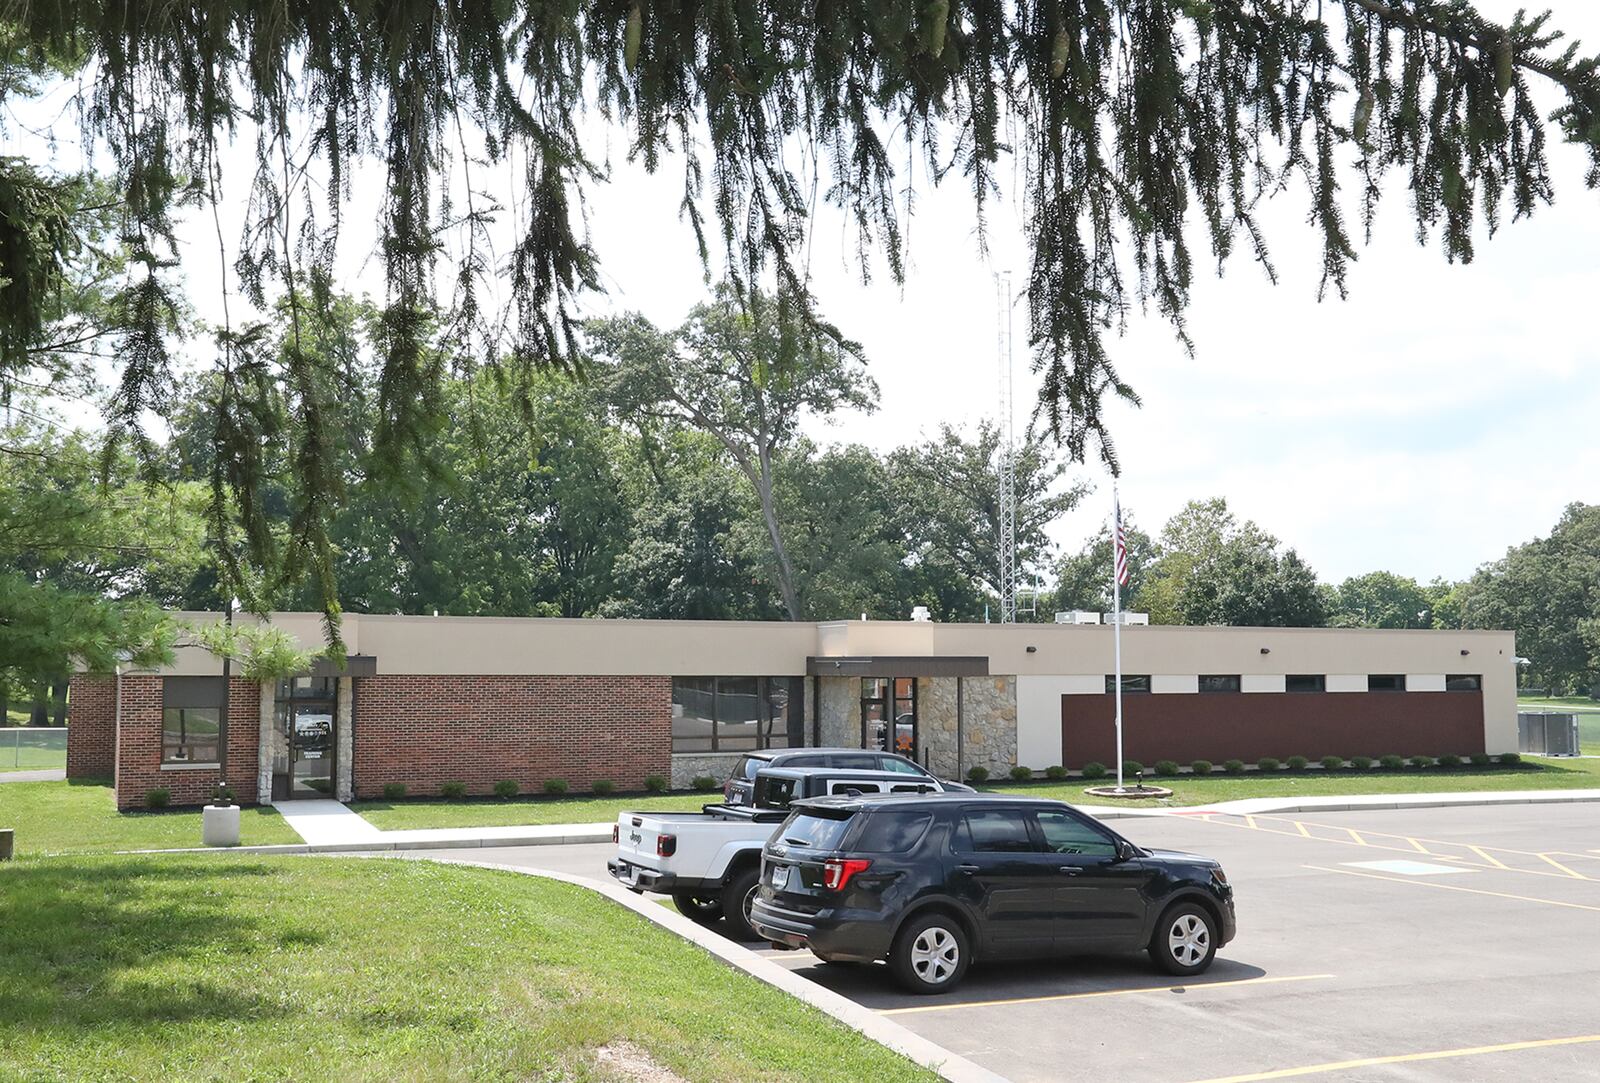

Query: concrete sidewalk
<box><xmin>0</xmin><ymin>769</ymin><xmax>65</xmax><ymax>783</ymax></box>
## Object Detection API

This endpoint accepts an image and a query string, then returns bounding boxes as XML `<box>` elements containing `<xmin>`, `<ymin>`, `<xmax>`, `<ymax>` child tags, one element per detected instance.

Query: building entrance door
<box><xmin>862</xmin><ymin>677</ymin><xmax>918</xmax><ymax>761</ymax></box>
<box><xmin>272</xmin><ymin>677</ymin><xmax>337</xmax><ymax>800</ymax></box>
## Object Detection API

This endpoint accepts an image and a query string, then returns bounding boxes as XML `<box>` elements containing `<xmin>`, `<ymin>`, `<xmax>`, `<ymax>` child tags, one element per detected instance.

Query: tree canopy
<box><xmin>4</xmin><ymin>1</ymin><xmax>1600</xmax><ymax>623</ymax></box>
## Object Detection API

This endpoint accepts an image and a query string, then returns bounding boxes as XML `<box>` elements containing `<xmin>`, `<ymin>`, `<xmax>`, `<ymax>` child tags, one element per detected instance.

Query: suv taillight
<box><xmin>823</xmin><ymin>858</ymin><xmax>871</xmax><ymax>891</ymax></box>
<box><xmin>611</xmin><ymin>824</ymin><xmax>619</xmax><ymax>843</ymax></box>
<box><xmin>657</xmin><ymin>834</ymin><xmax>677</xmax><ymax>857</ymax></box>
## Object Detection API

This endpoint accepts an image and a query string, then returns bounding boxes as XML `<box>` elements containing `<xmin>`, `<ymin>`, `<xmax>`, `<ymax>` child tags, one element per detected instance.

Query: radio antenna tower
<box><xmin>996</xmin><ymin>272</ymin><xmax>1017</xmax><ymax>624</ymax></box>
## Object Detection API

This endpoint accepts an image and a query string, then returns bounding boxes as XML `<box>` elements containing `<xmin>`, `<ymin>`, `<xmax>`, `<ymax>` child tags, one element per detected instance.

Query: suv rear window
<box><xmin>754</xmin><ymin>774</ymin><xmax>799</xmax><ymax>809</ymax></box>
<box><xmin>851</xmin><ymin>812</ymin><xmax>933</xmax><ymax>853</ymax></box>
<box><xmin>734</xmin><ymin>755</ymin><xmax>765</xmax><ymax>780</ymax></box>
<box><xmin>774</xmin><ymin>812</ymin><xmax>855</xmax><ymax>851</ymax></box>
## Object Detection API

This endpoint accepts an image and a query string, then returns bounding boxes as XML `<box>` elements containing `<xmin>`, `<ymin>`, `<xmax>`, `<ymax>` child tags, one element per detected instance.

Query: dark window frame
<box><xmin>162</xmin><ymin>677</ymin><xmax>225</xmax><ymax>764</ymax></box>
<box><xmin>1105</xmin><ymin>674</ymin><xmax>1152</xmax><ymax>694</ymax></box>
<box><xmin>1368</xmin><ymin>674</ymin><xmax>1407</xmax><ymax>692</ymax></box>
<box><xmin>1286</xmin><ymin>674</ymin><xmax>1326</xmax><ymax>693</ymax></box>
<box><xmin>861</xmin><ymin>676</ymin><xmax>919</xmax><ymax>760</ymax></box>
<box><xmin>1198</xmin><ymin>674</ymin><xmax>1241</xmax><ymax>694</ymax></box>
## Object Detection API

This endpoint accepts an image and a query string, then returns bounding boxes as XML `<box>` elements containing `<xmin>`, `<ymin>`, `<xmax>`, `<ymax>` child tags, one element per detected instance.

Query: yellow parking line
<box><xmin>1344</xmin><ymin>828</ymin><xmax>1367</xmax><ymax>846</ymax></box>
<box><xmin>1292</xmin><ymin>820</ymin><xmax>1311</xmax><ymax>838</ymax></box>
<box><xmin>1469</xmin><ymin>845</ymin><xmax>1510</xmax><ymax>869</ymax></box>
<box><xmin>1538</xmin><ymin>853</ymin><xmax>1586</xmax><ymax>879</ymax></box>
<box><xmin>1304</xmin><ymin>864</ymin><xmax>1600</xmax><ymax>912</ymax></box>
<box><xmin>1404</xmin><ymin>836</ymin><xmax>1427</xmax><ymax>853</ymax></box>
<box><xmin>1181</xmin><ymin>1033</ymin><xmax>1600</xmax><ymax>1082</ymax></box>
<box><xmin>878</xmin><ymin>973</ymin><xmax>1334</xmax><ymax>1016</ymax></box>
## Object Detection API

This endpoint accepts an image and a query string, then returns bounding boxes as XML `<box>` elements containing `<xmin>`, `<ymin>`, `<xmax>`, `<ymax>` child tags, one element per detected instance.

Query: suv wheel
<box><xmin>671</xmin><ymin>892</ymin><xmax>724</xmax><ymax>924</ymax></box>
<box><xmin>720</xmin><ymin>867</ymin><xmax>762</xmax><ymax>941</ymax></box>
<box><xmin>1150</xmin><ymin>902</ymin><xmax>1218</xmax><ymax>976</ymax></box>
<box><xmin>890</xmin><ymin>912</ymin><xmax>970</xmax><ymax>994</ymax></box>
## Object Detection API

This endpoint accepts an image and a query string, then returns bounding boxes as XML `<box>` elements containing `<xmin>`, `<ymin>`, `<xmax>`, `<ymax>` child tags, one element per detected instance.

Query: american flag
<box><xmin>1113</xmin><ymin>494</ymin><xmax>1130</xmax><ymax>588</ymax></box>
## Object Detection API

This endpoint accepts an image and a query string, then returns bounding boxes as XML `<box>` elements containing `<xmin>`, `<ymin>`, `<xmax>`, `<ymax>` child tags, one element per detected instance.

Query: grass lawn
<box><xmin>351</xmin><ymin>790</ymin><xmax>715</xmax><ymax>831</ymax></box>
<box><xmin>0</xmin><ymin>854</ymin><xmax>934</xmax><ymax>1082</ymax></box>
<box><xmin>0</xmin><ymin>779</ymin><xmax>301</xmax><ymax>856</ymax></box>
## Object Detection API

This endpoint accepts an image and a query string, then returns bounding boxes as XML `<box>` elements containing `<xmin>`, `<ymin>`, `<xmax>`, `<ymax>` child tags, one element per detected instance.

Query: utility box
<box><xmin>1055</xmin><ymin>610</ymin><xmax>1101</xmax><ymax>625</ymax></box>
<box><xmin>1517</xmin><ymin>712</ymin><xmax>1580</xmax><ymax>756</ymax></box>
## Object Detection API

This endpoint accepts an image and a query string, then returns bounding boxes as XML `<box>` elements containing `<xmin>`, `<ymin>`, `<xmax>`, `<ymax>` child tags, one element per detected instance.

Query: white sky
<box><xmin>13</xmin><ymin>1</ymin><xmax>1600</xmax><ymax>587</ymax></box>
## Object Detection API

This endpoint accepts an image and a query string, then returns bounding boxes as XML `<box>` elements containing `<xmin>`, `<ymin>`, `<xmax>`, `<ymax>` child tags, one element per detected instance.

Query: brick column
<box><xmin>66</xmin><ymin>675</ymin><xmax>117</xmax><ymax>779</ymax></box>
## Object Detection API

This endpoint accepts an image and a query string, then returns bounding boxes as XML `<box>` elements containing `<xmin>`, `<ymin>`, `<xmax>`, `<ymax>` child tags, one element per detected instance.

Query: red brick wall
<box><xmin>1061</xmin><ymin>691</ymin><xmax>1486</xmax><ymax>769</ymax></box>
<box><xmin>351</xmin><ymin>675</ymin><xmax>672</xmax><ymax>798</ymax></box>
<box><xmin>114</xmin><ymin>676</ymin><xmax>263</xmax><ymax>810</ymax></box>
<box><xmin>66</xmin><ymin>675</ymin><xmax>117</xmax><ymax>778</ymax></box>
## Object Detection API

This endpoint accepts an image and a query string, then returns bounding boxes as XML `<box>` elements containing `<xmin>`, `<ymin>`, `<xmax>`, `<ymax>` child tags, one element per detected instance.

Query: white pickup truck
<box><xmin>608</xmin><ymin>766</ymin><xmax>951</xmax><ymax>939</ymax></box>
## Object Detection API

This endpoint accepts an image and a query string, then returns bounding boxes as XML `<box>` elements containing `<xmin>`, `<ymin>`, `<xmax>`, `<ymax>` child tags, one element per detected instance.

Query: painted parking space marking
<box><xmin>1343</xmin><ymin>859</ymin><xmax>1473</xmax><ymax>876</ymax></box>
<box><xmin>878</xmin><ymin>973</ymin><xmax>1334</xmax><ymax>1016</ymax></box>
<box><xmin>1181</xmin><ymin>1032</ymin><xmax>1600</xmax><ymax>1082</ymax></box>
<box><xmin>1305</xmin><ymin>864</ymin><xmax>1600</xmax><ymax>912</ymax></box>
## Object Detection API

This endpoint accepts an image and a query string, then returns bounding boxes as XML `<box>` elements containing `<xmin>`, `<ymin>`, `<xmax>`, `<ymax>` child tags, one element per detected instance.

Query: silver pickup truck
<box><xmin>608</xmin><ymin>766</ymin><xmax>952</xmax><ymax>939</ymax></box>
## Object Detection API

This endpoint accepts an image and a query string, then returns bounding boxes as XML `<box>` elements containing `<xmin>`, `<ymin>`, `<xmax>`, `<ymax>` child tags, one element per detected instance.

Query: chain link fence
<box><xmin>1517</xmin><ymin>712</ymin><xmax>1581</xmax><ymax>757</ymax></box>
<box><xmin>1</xmin><ymin>728</ymin><xmax>67</xmax><ymax>772</ymax></box>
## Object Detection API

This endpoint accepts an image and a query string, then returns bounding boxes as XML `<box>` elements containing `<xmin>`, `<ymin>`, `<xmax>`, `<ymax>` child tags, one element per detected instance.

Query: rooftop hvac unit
<box><xmin>1055</xmin><ymin>610</ymin><xmax>1101</xmax><ymax>625</ymax></box>
<box><xmin>910</xmin><ymin>606</ymin><xmax>932</xmax><ymax>623</ymax></box>
<box><xmin>1102</xmin><ymin>611</ymin><xmax>1150</xmax><ymax>626</ymax></box>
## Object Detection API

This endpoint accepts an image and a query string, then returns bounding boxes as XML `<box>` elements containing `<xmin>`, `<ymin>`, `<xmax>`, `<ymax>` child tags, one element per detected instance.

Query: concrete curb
<box><xmin>360</xmin><ymin>853</ymin><xmax>1011</xmax><ymax>1083</ymax></box>
<box><xmin>113</xmin><ymin>829</ymin><xmax>614</xmax><ymax>857</ymax></box>
<box><xmin>1176</xmin><ymin>789</ymin><xmax>1600</xmax><ymax>817</ymax></box>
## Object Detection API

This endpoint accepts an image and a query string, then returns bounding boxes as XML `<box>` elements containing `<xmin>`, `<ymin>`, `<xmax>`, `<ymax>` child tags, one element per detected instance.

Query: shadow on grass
<box><xmin>0</xmin><ymin>859</ymin><xmax>291</xmax><ymax>1030</ymax></box>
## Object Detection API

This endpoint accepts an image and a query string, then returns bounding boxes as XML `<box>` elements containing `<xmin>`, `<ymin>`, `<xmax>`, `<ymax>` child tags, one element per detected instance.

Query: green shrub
<box><xmin>1437</xmin><ymin>754</ymin><xmax>1462</xmax><ymax>768</ymax></box>
<box><xmin>440</xmin><ymin>781</ymin><xmax>467</xmax><ymax>799</ymax></box>
<box><xmin>1256</xmin><ymin>756</ymin><xmax>1279</xmax><ymax>772</ymax></box>
<box><xmin>381</xmin><ymin>782</ymin><xmax>407</xmax><ymax>800</ymax></box>
<box><xmin>1122</xmin><ymin>760</ymin><xmax>1144</xmax><ymax>778</ymax></box>
<box><xmin>545</xmin><ymin>778</ymin><xmax>571</xmax><ymax>795</ymax></box>
<box><xmin>493</xmin><ymin>779</ymin><xmax>520</xmax><ymax>799</ymax></box>
<box><xmin>1080</xmin><ymin>762</ymin><xmax>1107</xmax><ymax>780</ymax></box>
<box><xmin>145</xmin><ymin>787</ymin><xmax>171</xmax><ymax>809</ymax></box>
<box><xmin>690</xmin><ymin>775</ymin><xmax>717</xmax><ymax>792</ymax></box>
<box><xmin>1349</xmin><ymin>756</ymin><xmax>1373</xmax><ymax>770</ymax></box>
<box><xmin>1320</xmin><ymin>755</ymin><xmax>1344</xmax><ymax>771</ymax></box>
<box><xmin>643</xmin><ymin>774</ymin><xmax>668</xmax><ymax>792</ymax></box>
<box><xmin>1223</xmin><ymin>759</ymin><xmax>1245</xmax><ymax>775</ymax></box>
<box><xmin>1045</xmin><ymin>765</ymin><xmax>1068</xmax><ymax>780</ymax></box>
<box><xmin>1190</xmin><ymin>759</ymin><xmax>1213</xmax><ymax>776</ymax></box>
<box><xmin>1153</xmin><ymin>760</ymin><xmax>1180</xmax><ymax>777</ymax></box>
<box><xmin>1379</xmin><ymin>755</ymin><xmax>1404</xmax><ymax>769</ymax></box>
<box><xmin>1469</xmin><ymin>753</ymin><xmax>1491</xmax><ymax>767</ymax></box>
<box><xmin>966</xmin><ymin>765</ymin><xmax>990</xmax><ymax>783</ymax></box>
<box><xmin>1407</xmin><ymin>755</ymin><xmax>1433</xmax><ymax>769</ymax></box>
<box><xmin>1498</xmin><ymin>752</ymin><xmax>1521</xmax><ymax>766</ymax></box>
<box><xmin>1285</xmin><ymin>755</ymin><xmax>1309</xmax><ymax>771</ymax></box>
<box><xmin>591</xmin><ymin>779</ymin><xmax>616</xmax><ymax>795</ymax></box>
<box><xmin>1008</xmin><ymin>765</ymin><xmax>1033</xmax><ymax>782</ymax></box>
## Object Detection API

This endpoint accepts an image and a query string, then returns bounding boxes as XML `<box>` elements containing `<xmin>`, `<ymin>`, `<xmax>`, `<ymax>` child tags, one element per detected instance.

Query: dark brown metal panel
<box><xmin>308</xmin><ymin>654</ymin><xmax>378</xmax><ymax>678</ymax></box>
<box><xmin>1059</xmin><ymin>691</ymin><xmax>1486</xmax><ymax>769</ymax></box>
<box><xmin>806</xmin><ymin>655</ymin><xmax>989</xmax><ymax>678</ymax></box>
<box><xmin>162</xmin><ymin>676</ymin><xmax>226</xmax><ymax>708</ymax></box>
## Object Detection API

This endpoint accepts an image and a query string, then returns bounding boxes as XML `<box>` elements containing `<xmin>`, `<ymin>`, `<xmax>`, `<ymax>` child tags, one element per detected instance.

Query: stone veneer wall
<box><xmin>816</xmin><ymin>676</ymin><xmax>861</xmax><ymax>747</ymax></box>
<box><xmin>918</xmin><ymin>676</ymin><xmax>1017</xmax><ymax>780</ymax></box>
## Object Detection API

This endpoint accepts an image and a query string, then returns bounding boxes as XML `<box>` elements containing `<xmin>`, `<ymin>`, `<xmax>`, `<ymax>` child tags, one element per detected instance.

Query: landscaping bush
<box><xmin>381</xmin><ymin>782</ymin><xmax>407</xmax><ymax>800</ymax></box>
<box><xmin>966</xmin><ymin>765</ymin><xmax>990</xmax><ymax>783</ymax></box>
<box><xmin>1498</xmin><ymin>752</ymin><xmax>1521</xmax><ymax>766</ymax></box>
<box><xmin>1122</xmin><ymin>760</ymin><xmax>1144</xmax><ymax>778</ymax></box>
<box><xmin>493</xmin><ymin>779</ymin><xmax>520</xmax><ymax>799</ymax></box>
<box><xmin>1153</xmin><ymin>760</ymin><xmax>1180</xmax><ymax>777</ymax></box>
<box><xmin>440</xmin><ymin>781</ymin><xmax>467</xmax><ymax>799</ymax></box>
<box><xmin>1045</xmin><ymin>765</ymin><xmax>1068</xmax><ymax>780</ymax></box>
<box><xmin>1407</xmin><ymin>755</ymin><xmax>1433</xmax><ymax>769</ymax></box>
<box><xmin>1190</xmin><ymin>759</ymin><xmax>1213</xmax><ymax>776</ymax></box>
<box><xmin>1080</xmin><ymin>762</ymin><xmax>1107</xmax><ymax>780</ymax></box>
<box><xmin>144</xmin><ymin>787</ymin><xmax>170</xmax><ymax>810</ymax></box>
<box><xmin>591</xmin><ymin>779</ymin><xmax>616</xmax><ymax>795</ymax></box>
<box><xmin>1009</xmin><ymin>765</ymin><xmax>1033</xmax><ymax>782</ymax></box>
<box><xmin>1470</xmin><ymin>753</ymin><xmax>1492</xmax><ymax>767</ymax></box>
<box><xmin>1223</xmin><ymin>759</ymin><xmax>1245</xmax><ymax>775</ymax></box>
<box><xmin>690</xmin><ymin>775</ymin><xmax>717</xmax><ymax>792</ymax></box>
<box><xmin>643</xmin><ymin>774</ymin><xmax>668</xmax><ymax>792</ymax></box>
<box><xmin>545</xmin><ymin>778</ymin><xmax>571</xmax><ymax>795</ymax></box>
<box><xmin>1256</xmin><ymin>756</ymin><xmax>1280</xmax><ymax>772</ymax></box>
<box><xmin>1349</xmin><ymin>756</ymin><xmax>1373</xmax><ymax>771</ymax></box>
<box><xmin>1285</xmin><ymin>755</ymin><xmax>1309</xmax><ymax>771</ymax></box>
<box><xmin>1379</xmin><ymin>755</ymin><xmax>1404</xmax><ymax>769</ymax></box>
<box><xmin>1437</xmin><ymin>754</ymin><xmax>1462</xmax><ymax>768</ymax></box>
<box><xmin>1320</xmin><ymin>755</ymin><xmax>1345</xmax><ymax>771</ymax></box>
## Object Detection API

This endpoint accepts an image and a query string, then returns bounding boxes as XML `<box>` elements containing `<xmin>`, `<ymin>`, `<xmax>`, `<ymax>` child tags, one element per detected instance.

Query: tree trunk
<box><xmin>753</xmin><ymin>449</ymin><xmax>802</xmax><ymax>621</ymax></box>
<box><xmin>51</xmin><ymin>679</ymin><xmax>69</xmax><ymax>727</ymax></box>
<box><xmin>30</xmin><ymin>683</ymin><xmax>48</xmax><ymax>726</ymax></box>
<box><xmin>0</xmin><ymin>680</ymin><xmax>9</xmax><ymax>727</ymax></box>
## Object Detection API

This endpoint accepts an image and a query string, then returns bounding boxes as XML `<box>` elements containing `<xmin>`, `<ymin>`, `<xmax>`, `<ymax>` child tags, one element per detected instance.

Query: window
<box><xmin>830</xmin><ymin>753</ymin><xmax>879</xmax><ymax>770</ymax></box>
<box><xmin>671</xmin><ymin>676</ymin><xmax>803</xmax><ymax>753</ymax></box>
<box><xmin>1198</xmin><ymin>675</ymin><xmax>1241</xmax><ymax>694</ymax></box>
<box><xmin>775</xmin><ymin>811</ymin><xmax>855</xmax><ymax>850</ymax></box>
<box><xmin>1368</xmin><ymin>674</ymin><xmax>1407</xmax><ymax>692</ymax></box>
<box><xmin>862</xmin><ymin>676</ymin><xmax>918</xmax><ymax>757</ymax></box>
<box><xmin>162</xmin><ymin>677</ymin><xmax>225</xmax><ymax>763</ymax></box>
<box><xmin>1033</xmin><ymin>810</ymin><xmax>1119</xmax><ymax>858</ymax></box>
<box><xmin>853</xmin><ymin>812</ymin><xmax>933</xmax><ymax>853</ymax></box>
<box><xmin>1105</xmin><ymin>674</ymin><xmax>1152</xmax><ymax>694</ymax></box>
<box><xmin>953</xmin><ymin>809</ymin><xmax>1036</xmax><ymax>853</ymax></box>
<box><xmin>1445</xmin><ymin>674</ymin><xmax>1482</xmax><ymax>692</ymax></box>
<box><xmin>1286</xmin><ymin>674</ymin><xmax>1326</xmax><ymax>693</ymax></box>
<box><xmin>877</xmin><ymin>755</ymin><xmax>927</xmax><ymax>776</ymax></box>
<box><xmin>276</xmin><ymin>676</ymin><xmax>336</xmax><ymax>700</ymax></box>
<box><xmin>827</xmin><ymin>780</ymin><xmax>882</xmax><ymax>795</ymax></box>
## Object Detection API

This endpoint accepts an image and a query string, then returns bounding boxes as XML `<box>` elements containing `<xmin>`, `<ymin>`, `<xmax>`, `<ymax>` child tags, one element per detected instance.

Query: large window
<box><xmin>1198</xmin><ymin>675</ymin><xmax>1241</xmax><ymax>694</ymax></box>
<box><xmin>1286</xmin><ymin>674</ymin><xmax>1326</xmax><ymax>693</ymax></box>
<box><xmin>162</xmin><ymin>677</ymin><xmax>224</xmax><ymax>763</ymax></box>
<box><xmin>672</xmin><ymin>676</ymin><xmax>804</xmax><ymax>753</ymax></box>
<box><xmin>1105</xmin><ymin>674</ymin><xmax>1152</xmax><ymax>694</ymax></box>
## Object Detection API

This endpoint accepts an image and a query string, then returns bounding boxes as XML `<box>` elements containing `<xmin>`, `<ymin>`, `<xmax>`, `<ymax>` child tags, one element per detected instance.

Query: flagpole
<box><xmin>1113</xmin><ymin>484</ymin><xmax>1125</xmax><ymax>792</ymax></box>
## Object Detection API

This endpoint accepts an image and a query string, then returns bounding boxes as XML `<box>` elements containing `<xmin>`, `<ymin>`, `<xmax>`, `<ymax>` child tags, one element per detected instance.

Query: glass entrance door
<box><xmin>862</xmin><ymin>677</ymin><xmax>918</xmax><ymax>760</ymax></box>
<box><xmin>272</xmin><ymin>677</ymin><xmax>337</xmax><ymax>800</ymax></box>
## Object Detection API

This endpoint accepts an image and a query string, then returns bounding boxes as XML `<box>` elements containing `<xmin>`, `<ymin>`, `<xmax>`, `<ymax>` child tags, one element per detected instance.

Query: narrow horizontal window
<box><xmin>1198</xmin><ymin>675</ymin><xmax>1241</xmax><ymax>694</ymax></box>
<box><xmin>1105</xmin><ymin>674</ymin><xmax>1151</xmax><ymax>694</ymax></box>
<box><xmin>1286</xmin><ymin>675</ymin><xmax>1326</xmax><ymax>693</ymax></box>
<box><xmin>1368</xmin><ymin>674</ymin><xmax>1406</xmax><ymax>692</ymax></box>
<box><xmin>1445</xmin><ymin>674</ymin><xmax>1482</xmax><ymax>692</ymax></box>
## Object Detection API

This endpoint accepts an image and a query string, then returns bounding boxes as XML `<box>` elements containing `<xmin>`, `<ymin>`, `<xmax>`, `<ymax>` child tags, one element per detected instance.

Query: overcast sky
<box><xmin>17</xmin><ymin>1</ymin><xmax>1599</xmax><ymax>588</ymax></box>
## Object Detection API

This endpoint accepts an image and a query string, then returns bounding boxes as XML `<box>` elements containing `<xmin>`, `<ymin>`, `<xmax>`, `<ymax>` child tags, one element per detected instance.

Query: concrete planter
<box><xmin>202</xmin><ymin>804</ymin><xmax>241</xmax><ymax>847</ymax></box>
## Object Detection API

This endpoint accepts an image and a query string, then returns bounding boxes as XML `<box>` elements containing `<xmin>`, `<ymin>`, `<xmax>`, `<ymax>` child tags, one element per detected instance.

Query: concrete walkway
<box><xmin>0</xmin><ymin>769</ymin><xmax>65</xmax><ymax>783</ymax></box>
<box><xmin>273</xmin><ymin>800</ymin><xmax>383</xmax><ymax>846</ymax></box>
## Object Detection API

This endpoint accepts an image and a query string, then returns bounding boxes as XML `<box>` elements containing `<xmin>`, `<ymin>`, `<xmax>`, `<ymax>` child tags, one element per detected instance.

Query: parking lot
<box><xmin>419</xmin><ymin>803</ymin><xmax>1600</xmax><ymax>1082</ymax></box>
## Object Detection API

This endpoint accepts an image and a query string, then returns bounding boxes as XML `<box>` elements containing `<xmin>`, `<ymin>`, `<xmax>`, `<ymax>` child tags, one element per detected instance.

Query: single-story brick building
<box><xmin>68</xmin><ymin>611</ymin><xmax>1517</xmax><ymax>809</ymax></box>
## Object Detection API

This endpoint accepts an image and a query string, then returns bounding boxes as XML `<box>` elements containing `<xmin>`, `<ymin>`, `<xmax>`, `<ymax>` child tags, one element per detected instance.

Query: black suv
<box><xmin>749</xmin><ymin>794</ymin><xmax>1235</xmax><ymax>994</ymax></box>
<box><xmin>723</xmin><ymin>748</ymin><xmax>973</xmax><ymax>806</ymax></box>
